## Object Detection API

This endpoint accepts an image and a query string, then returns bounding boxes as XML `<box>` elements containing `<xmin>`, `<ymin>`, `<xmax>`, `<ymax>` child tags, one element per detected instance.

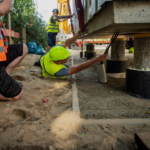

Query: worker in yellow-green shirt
<box><xmin>34</xmin><ymin>30</ymin><xmax>107</xmax><ymax>78</ymax></box>
<box><xmin>46</xmin><ymin>8</ymin><xmax>72</xmax><ymax>53</ymax></box>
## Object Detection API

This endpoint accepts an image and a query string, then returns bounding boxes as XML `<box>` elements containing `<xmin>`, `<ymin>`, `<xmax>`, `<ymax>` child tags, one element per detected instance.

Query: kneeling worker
<box><xmin>35</xmin><ymin>30</ymin><xmax>107</xmax><ymax>78</ymax></box>
<box><xmin>0</xmin><ymin>0</ymin><xmax>28</xmax><ymax>101</ymax></box>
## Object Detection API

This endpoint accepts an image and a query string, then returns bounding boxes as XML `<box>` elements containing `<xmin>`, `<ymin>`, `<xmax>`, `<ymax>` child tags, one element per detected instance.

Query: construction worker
<box><xmin>34</xmin><ymin>30</ymin><xmax>107</xmax><ymax>78</ymax></box>
<box><xmin>46</xmin><ymin>8</ymin><xmax>72</xmax><ymax>53</ymax></box>
<box><xmin>0</xmin><ymin>0</ymin><xmax>28</xmax><ymax>101</ymax></box>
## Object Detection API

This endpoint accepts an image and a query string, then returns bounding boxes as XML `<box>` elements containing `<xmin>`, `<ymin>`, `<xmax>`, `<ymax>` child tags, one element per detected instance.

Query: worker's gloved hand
<box><xmin>95</xmin><ymin>54</ymin><xmax>107</xmax><ymax>62</ymax></box>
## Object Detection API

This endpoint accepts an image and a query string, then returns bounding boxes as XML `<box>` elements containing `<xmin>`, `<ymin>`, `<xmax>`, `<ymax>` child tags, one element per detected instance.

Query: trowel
<box><xmin>96</xmin><ymin>32</ymin><xmax>119</xmax><ymax>83</ymax></box>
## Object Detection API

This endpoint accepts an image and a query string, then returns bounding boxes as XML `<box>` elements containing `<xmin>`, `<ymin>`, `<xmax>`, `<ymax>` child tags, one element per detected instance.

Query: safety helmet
<box><xmin>52</xmin><ymin>9</ymin><xmax>59</xmax><ymax>14</ymax></box>
<box><xmin>49</xmin><ymin>46</ymin><xmax>70</xmax><ymax>61</ymax></box>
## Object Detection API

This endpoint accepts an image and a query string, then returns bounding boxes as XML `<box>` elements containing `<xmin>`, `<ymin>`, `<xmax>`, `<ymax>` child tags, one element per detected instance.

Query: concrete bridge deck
<box><xmin>73</xmin><ymin>0</ymin><xmax>150</xmax><ymax>38</ymax></box>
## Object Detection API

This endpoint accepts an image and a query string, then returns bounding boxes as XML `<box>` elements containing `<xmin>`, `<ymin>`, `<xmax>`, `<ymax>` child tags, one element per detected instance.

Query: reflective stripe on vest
<box><xmin>0</xmin><ymin>46</ymin><xmax>5</xmax><ymax>52</ymax></box>
<box><xmin>4</xmin><ymin>41</ymin><xmax>8</xmax><ymax>46</ymax></box>
<box><xmin>4</xmin><ymin>36</ymin><xmax>8</xmax><ymax>53</ymax></box>
<box><xmin>0</xmin><ymin>23</ymin><xmax>7</xmax><ymax>61</ymax></box>
<box><xmin>0</xmin><ymin>38</ymin><xmax>7</xmax><ymax>61</ymax></box>
<box><xmin>48</xmin><ymin>28</ymin><xmax>59</xmax><ymax>30</ymax></box>
<box><xmin>42</xmin><ymin>56</ymin><xmax>51</xmax><ymax>77</ymax></box>
<box><xmin>0</xmin><ymin>36</ymin><xmax>5</xmax><ymax>53</ymax></box>
<box><xmin>49</xmin><ymin>24</ymin><xmax>59</xmax><ymax>27</ymax></box>
<box><xmin>0</xmin><ymin>34</ymin><xmax>2</xmax><ymax>39</ymax></box>
<box><xmin>47</xmin><ymin>16</ymin><xmax>59</xmax><ymax>33</ymax></box>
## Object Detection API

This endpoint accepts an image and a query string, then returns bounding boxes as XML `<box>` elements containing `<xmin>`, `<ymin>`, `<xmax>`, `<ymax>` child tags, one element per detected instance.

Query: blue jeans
<box><xmin>35</xmin><ymin>53</ymin><xmax>46</xmax><ymax>66</ymax></box>
<box><xmin>48</xmin><ymin>33</ymin><xmax>57</xmax><ymax>47</ymax></box>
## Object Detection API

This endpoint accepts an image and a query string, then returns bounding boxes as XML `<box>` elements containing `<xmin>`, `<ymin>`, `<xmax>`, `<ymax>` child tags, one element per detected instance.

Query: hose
<box><xmin>101</xmin><ymin>32</ymin><xmax>119</xmax><ymax>64</ymax></box>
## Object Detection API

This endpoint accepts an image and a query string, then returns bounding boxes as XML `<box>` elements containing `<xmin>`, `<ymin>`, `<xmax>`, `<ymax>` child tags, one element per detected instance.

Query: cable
<box><xmin>101</xmin><ymin>32</ymin><xmax>119</xmax><ymax>64</ymax></box>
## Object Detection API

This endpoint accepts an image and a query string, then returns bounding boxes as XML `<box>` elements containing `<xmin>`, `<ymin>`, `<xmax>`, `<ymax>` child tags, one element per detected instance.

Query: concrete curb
<box><xmin>71</xmin><ymin>57</ymin><xmax>80</xmax><ymax>115</ymax></box>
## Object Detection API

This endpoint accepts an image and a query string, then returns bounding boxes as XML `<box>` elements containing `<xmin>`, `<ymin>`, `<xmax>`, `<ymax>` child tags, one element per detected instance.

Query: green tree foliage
<box><xmin>3</xmin><ymin>0</ymin><xmax>48</xmax><ymax>49</ymax></box>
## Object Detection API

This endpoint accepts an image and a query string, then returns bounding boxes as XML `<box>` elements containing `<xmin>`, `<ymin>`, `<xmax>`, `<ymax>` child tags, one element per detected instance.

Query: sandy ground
<box><xmin>0</xmin><ymin>48</ymin><xmax>150</xmax><ymax>150</ymax></box>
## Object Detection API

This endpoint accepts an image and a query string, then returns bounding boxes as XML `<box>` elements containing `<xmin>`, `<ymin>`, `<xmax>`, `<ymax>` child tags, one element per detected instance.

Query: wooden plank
<box><xmin>22</xmin><ymin>28</ymin><xmax>26</xmax><ymax>44</ymax></box>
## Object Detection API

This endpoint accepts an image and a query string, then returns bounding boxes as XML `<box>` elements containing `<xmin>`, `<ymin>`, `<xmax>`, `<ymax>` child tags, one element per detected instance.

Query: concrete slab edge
<box><xmin>81</xmin><ymin>118</ymin><xmax>150</xmax><ymax>125</ymax></box>
<box><xmin>71</xmin><ymin>57</ymin><xmax>80</xmax><ymax>115</ymax></box>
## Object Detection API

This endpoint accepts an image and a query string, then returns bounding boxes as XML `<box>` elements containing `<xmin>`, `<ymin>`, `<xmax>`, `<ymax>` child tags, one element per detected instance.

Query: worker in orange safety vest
<box><xmin>0</xmin><ymin>21</ymin><xmax>8</xmax><ymax>62</ymax></box>
<box><xmin>0</xmin><ymin>0</ymin><xmax>28</xmax><ymax>101</ymax></box>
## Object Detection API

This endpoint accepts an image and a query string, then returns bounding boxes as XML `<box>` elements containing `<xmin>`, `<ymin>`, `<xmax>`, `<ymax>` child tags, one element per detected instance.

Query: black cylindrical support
<box><xmin>106</xmin><ymin>60</ymin><xmax>128</xmax><ymax>73</ymax></box>
<box><xmin>85</xmin><ymin>51</ymin><xmax>87</xmax><ymax>58</ymax></box>
<box><xmin>86</xmin><ymin>44</ymin><xmax>94</xmax><ymax>52</ymax></box>
<box><xmin>125</xmin><ymin>33</ymin><xmax>150</xmax><ymax>99</ymax></box>
<box><xmin>126</xmin><ymin>68</ymin><xmax>150</xmax><ymax>99</ymax></box>
<box><xmin>107</xmin><ymin>38</ymin><xmax>127</xmax><ymax>73</ymax></box>
<box><xmin>85</xmin><ymin>44</ymin><xmax>95</xmax><ymax>59</ymax></box>
<box><xmin>86</xmin><ymin>52</ymin><xmax>96</xmax><ymax>59</ymax></box>
<box><xmin>80</xmin><ymin>52</ymin><xmax>83</xmax><ymax>58</ymax></box>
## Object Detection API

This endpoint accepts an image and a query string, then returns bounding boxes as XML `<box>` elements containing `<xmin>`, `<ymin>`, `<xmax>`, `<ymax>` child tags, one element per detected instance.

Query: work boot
<box><xmin>33</xmin><ymin>61</ymin><xmax>41</xmax><ymax>66</ymax></box>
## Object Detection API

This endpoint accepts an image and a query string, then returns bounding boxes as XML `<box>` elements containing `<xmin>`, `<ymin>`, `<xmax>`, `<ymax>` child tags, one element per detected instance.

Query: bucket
<box><xmin>96</xmin><ymin>63</ymin><xmax>107</xmax><ymax>83</ymax></box>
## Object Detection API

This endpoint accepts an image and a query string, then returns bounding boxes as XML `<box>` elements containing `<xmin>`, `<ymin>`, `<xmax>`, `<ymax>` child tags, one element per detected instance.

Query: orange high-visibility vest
<box><xmin>0</xmin><ymin>21</ymin><xmax>8</xmax><ymax>62</ymax></box>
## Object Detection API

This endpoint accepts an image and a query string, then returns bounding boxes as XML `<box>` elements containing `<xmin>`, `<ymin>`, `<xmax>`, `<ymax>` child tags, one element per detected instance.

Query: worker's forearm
<box><xmin>64</xmin><ymin>34</ymin><xmax>81</xmax><ymax>47</ymax></box>
<box><xmin>77</xmin><ymin>58</ymin><xmax>97</xmax><ymax>71</ymax></box>
<box><xmin>69</xmin><ymin>58</ymin><xmax>97</xmax><ymax>75</ymax></box>
<box><xmin>58</xmin><ymin>18</ymin><xmax>68</xmax><ymax>22</ymax></box>
<box><xmin>58</xmin><ymin>15</ymin><xmax>71</xmax><ymax>19</ymax></box>
<box><xmin>69</xmin><ymin>54</ymin><xmax>107</xmax><ymax>75</ymax></box>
